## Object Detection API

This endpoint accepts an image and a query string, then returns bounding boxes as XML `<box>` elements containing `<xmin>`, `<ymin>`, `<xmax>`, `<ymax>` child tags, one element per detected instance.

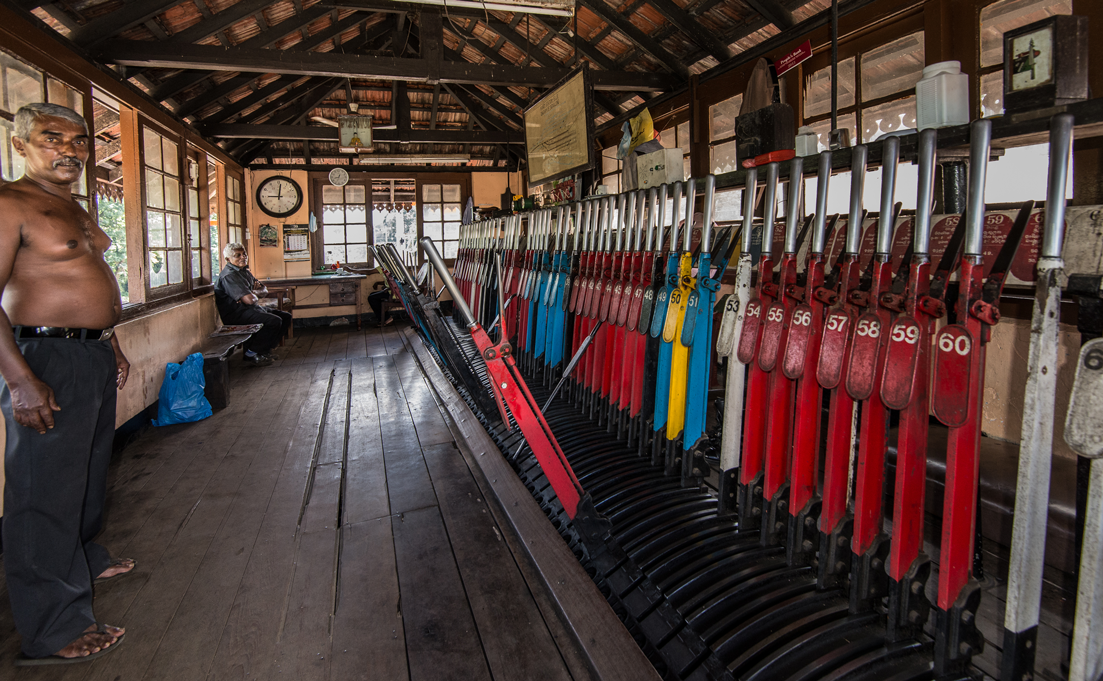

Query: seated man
<box><xmin>367</xmin><ymin>281</ymin><xmax>395</xmax><ymax>327</ymax></box>
<box><xmin>214</xmin><ymin>243</ymin><xmax>292</xmax><ymax>367</ymax></box>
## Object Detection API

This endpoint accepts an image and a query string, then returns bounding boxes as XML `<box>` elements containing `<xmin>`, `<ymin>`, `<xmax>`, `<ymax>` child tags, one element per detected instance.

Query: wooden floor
<box><xmin>0</xmin><ymin>323</ymin><xmax>588</xmax><ymax>680</ymax></box>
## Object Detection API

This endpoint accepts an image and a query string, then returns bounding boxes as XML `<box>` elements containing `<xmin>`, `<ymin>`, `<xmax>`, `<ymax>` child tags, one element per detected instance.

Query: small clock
<box><xmin>329</xmin><ymin>167</ymin><xmax>349</xmax><ymax>187</ymax></box>
<box><xmin>1002</xmin><ymin>15</ymin><xmax>1088</xmax><ymax>114</ymax></box>
<box><xmin>256</xmin><ymin>175</ymin><xmax>303</xmax><ymax>218</ymax></box>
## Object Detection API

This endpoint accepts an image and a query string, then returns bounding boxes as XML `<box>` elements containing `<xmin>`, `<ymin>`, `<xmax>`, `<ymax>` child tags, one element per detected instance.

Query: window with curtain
<box><xmin>709</xmin><ymin>93</ymin><xmax>744</xmax><ymax>175</ymax></box>
<box><xmin>321</xmin><ymin>183</ymin><xmax>369</xmax><ymax>265</ymax></box>
<box><xmin>421</xmin><ymin>183</ymin><xmax>461</xmax><ymax>260</ymax></box>
<box><xmin>372</xmin><ymin>178</ymin><xmax>418</xmax><ymax>267</ymax></box>
<box><xmin>226</xmin><ymin>174</ymin><xmax>243</xmax><ymax>246</ymax></box>
<box><xmin>802</xmin><ymin>31</ymin><xmax>925</xmax><ymax>149</ymax></box>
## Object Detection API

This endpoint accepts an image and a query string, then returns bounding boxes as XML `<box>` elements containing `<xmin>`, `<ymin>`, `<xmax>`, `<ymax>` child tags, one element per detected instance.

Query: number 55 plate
<box><xmin>1066</xmin><ymin>338</ymin><xmax>1103</xmax><ymax>458</ymax></box>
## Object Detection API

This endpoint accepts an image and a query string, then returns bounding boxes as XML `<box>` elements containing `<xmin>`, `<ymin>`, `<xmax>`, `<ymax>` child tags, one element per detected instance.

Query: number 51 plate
<box><xmin>1066</xmin><ymin>338</ymin><xmax>1103</xmax><ymax>458</ymax></box>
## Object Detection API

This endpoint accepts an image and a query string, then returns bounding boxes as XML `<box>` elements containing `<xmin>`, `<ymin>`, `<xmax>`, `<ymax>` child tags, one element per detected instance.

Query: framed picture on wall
<box><xmin>258</xmin><ymin>224</ymin><xmax>279</xmax><ymax>247</ymax></box>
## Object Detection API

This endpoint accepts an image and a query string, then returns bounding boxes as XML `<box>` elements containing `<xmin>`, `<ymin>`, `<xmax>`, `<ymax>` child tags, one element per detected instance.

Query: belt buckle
<box><xmin>100</xmin><ymin>328</ymin><xmax>114</xmax><ymax>341</ymax></box>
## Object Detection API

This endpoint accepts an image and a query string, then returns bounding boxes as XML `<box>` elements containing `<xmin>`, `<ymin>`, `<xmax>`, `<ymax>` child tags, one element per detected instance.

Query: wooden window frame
<box><xmin>312</xmin><ymin>176</ymin><xmax>373</xmax><ymax>270</ymax></box>
<box><xmin>417</xmin><ymin>175</ymin><xmax>469</xmax><ymax>265</ymax></box>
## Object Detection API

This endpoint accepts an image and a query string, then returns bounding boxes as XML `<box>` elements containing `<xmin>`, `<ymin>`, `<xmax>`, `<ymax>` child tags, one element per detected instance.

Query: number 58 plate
<box><xmin>1066</xmin><ymin>338</ymin><xmax>1103</xmax><ymax>458</ymax></box>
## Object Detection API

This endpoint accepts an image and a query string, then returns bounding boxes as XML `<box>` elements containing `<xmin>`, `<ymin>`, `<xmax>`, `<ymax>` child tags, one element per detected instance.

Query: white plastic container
<box><xmin>795</xmin><ymin>126</ymin><xmax>818</xmax><ymax>157</ymax></box>
<box><xmin>916</xmin><ymin>61</ymin><xmax>970</xmax><ymax>130</ymax></box>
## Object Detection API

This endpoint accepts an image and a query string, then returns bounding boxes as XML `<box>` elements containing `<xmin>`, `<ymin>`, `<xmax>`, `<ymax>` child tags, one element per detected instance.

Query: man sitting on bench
<box><xmin>214</xmin><ymin>243</ymin><xmax>291</xmax><ymax>367</ymax></box>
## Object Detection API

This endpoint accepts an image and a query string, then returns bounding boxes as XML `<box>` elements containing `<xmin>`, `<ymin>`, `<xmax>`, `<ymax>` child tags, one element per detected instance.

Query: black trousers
<box><xmin>220</xmin><ymin>304</ymin><xmax>292</xmax><ymax>355</ymax></box>
<box><xmin>2</xmin><ymin>337</ymin><xmax>116</xmax><ymax>657</ymax></box>
<box><xmin>368</xmin><ymin>289</ymin><xmax>391</xmax><ymax>324</ymax></box>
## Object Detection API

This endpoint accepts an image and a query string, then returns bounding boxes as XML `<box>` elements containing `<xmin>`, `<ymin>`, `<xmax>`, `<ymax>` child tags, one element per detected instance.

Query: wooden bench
<box><xmin>199</xmin><ymin>328</ymin><xmax>256</xmax><ymax>410</ymax></box>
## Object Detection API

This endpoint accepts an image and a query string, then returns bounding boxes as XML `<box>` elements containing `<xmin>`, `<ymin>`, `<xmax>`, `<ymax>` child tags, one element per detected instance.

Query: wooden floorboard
<box><xmin>0</xmin><ymin>325</ymin><xmax>621</xmax><ymax>681</ymax></box>
<box><xmin>391</xmin><ymin>505</ymin><xmax>493</xmax><ymax>681</ymax></box>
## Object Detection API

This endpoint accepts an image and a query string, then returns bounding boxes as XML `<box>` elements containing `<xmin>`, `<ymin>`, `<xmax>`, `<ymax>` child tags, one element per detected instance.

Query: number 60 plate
<box><xmin>1066</xmin><ymin>338</ymin><xmax>1103</xmax><ymax>458</ymax></box>
<box><xmin>932</xmin><ymin>324</ymin><xmax>975</xmax><ymax>428</ymax></box>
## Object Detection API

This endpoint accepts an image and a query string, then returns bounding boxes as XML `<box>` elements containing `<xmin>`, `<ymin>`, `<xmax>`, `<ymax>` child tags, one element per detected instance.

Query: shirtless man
<box><xmin>0</xmin><ymin>103</ymin><xmax>132</xmax><ymax>665</ymax></box>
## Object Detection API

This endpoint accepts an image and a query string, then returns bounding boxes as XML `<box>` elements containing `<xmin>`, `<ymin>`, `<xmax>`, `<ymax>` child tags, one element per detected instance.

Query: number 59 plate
<box><xmin>1066</xmin><ymin>338</ymin><xmax>1103</xmax><ymax>458</ymax></box>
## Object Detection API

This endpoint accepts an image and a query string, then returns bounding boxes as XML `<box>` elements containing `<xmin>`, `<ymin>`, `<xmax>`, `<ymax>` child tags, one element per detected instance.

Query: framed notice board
<box><xmin>524</xmin><ymin>66</ymin><xmax>594</xmax><ymax>188</ymax></box>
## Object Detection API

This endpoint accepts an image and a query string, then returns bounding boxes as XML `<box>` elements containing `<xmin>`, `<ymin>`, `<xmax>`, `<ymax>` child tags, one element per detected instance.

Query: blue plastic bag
<box><xmin>152</xmin><ymin>352</ymin><xmax>213</xmax><ymax>426</ymax></box>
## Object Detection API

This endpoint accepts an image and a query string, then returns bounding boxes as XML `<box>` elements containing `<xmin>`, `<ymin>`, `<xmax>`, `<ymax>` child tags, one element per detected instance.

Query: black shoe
<box><xmin>244</xmin><ymin>354</ymin><xmax>273</xmax><ymax>367</ymax></box>
<box><xmin>261</xmin><ymin>352</ymin><xmax>280</xmax><ymax>361</ymax></box>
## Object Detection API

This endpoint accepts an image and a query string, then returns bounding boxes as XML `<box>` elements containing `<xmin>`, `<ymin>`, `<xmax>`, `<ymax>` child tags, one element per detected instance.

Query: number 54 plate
<box><xmin>1066</xmin><ymin>338</ymin><xmax>1103</xmax><ymax>458</ymax></box>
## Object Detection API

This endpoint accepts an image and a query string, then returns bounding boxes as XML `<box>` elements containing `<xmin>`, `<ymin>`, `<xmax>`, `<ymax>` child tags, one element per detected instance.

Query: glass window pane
<box><xmin>442</xmin><ymin>184</ymin><xmax>461</xmax><ymax>202</ymax></box>
<box><xmin>323</xmin><ymin>223</ymin><xmax>345</xmax><ymax>245</ymax></box>
<box><xmin>710</xmin><ymin>94</ymin><xmax>743</xmax><ymax>141</ymax></box>
<box><xmin>47</xmin><ymin>77</ymin><xmax>82</xmax><ymax>112</ymax></box>
<box><xmin>189</xmin><ymin>219</ymin><xmax>200</xmax><ymax>247</ymax></box>
<box><xmin>188</xmin><ymin>187</ymin><xmax>199</xmax><ymax>216</ymax></box>
<box><xmin>324</xmin><ymin>245</ymin><xmax>346</xmax><ymax>265</ymax></box>
<box><xmin>444</xmin><ymin>221</ymin><xmax>460</xmax><ymax>239</ymax></box>
<box><xmin>1</xmin><ymin>119</ymin><xmax>25</xmax><ymax>182</ymax></box>
<box><xmin>602</xmin><ymin>149</ymin><xmax>618</xmax><ymax>174</ymax></box>
<box><xmin>98</xmin><ymin>197</ymin><xmax>128</xmax><ymax>302</ymax></box>
<box><xmin>711</xmin><ymin>140</ymin><xmax>739</xmax><ymax>175</ymax></box>
<box><xmin>805</xmin><ymin>113</ymin><xmax>858</xmax><ymax>153</ymax></box>
<box><xmin>981</xmin><ymin>71</ymin><xmax>1005</xmax><ymax>118</ymax></box>
<box><xmin>322</xmin><ymin>204</ymin><xmax>343</xmax><ymax>224</ymax></box>
<box><xmin>422</xmin><ymin>184</ymin><xmax>442</xmax><ymax>202</ymax></box>
<box><xmin>1</xmin><ymin>53</ymin><xmax>43</xmax><ymax>112</ymax></box>
<box><xmin>150</xmin><ymin>250</ymin><xmax>167</xmax><ymax>288</ymax></box>
<box><xmin>346</xmin><ymin>204</ymin><xmax>366</xmax><ymax>223</ymax></box>
<box><xmin>229</xmin><ymin>201</ymin><xmax>239</xmax><ymax>226</ymax></box>
<box><xmin>167</xmin><ymin>249</ymin><xmax>183</xmax><ymax>284</ymax></box>
<box><xmin>980</xmin><ymin>0</ymin><xmax>1071</xmax><ymax>68</ymax></box>
<box><xmin>443</xmin><ymin>203</ymin><xmax>461</xmax><ymax>220</ymax></box>
<box><xmin>804</xmin><ymin>57</ymin><xmax>856</xmax><ymax>118</ymax></box>
<box><xmin>191</xmin><ymin>249</ymin><xmax>202</xmax><ymax>278</ymax></box>
<box><xmin>230</xmin><ymin>177</ymin><xmax>240</xmax><ymax>201</ymax></box>
<box><xmin>713</xmin><ymin>189</ymin><xmax>743</xmax><ymax>223</ymax></box>
<box><xmin>424</xmin><ymin>204</ymin><xmax>442</xmax><ymax>221</ymax></box>
<box><xmin>861</xmin><ymin>96</ymin><xmax>917</xmax><ymax>143</ymax></box>
<box><xmin>322</xmin><ymin>185</ymin><xmax>344</xmax><ymax>203</ymax></box>
<box><xmin>210</xmin><ymin>222</ymin><xmax>220</xmax><ymax>277</ymax></box>
<box><xmin>424</xmin><ymin>222</ymin><xmax>443</xmax><ymax>240</ymax></box>
<box><xmin>143</xmin><ymin>128</ymin><xmax>162</xmax><ymax>170</ymax></box>
<box><xmin>147</xmin><ymin>211</ymin><xmax>166</xmax><ymax>247</ymax></box>
<box><xmin>861</xmin><ymin>32</ymin><xmax>925</xmax><ymax>102</ymax></box>
<box><xmin>164</xmin><ymin>175</ymin><xmax>180</xmax><ymax>212</ymax></box>
<box><xmin>166</xmin><ymin>213</ymin><xmax>182</xmax><ymax>248</ymax></box>
<box><xmin>145</xmin><ymin>168</ymin><xmax>164</xmax><ymax>208</ymax></box>
<box><xmin>345</xmin><ymin>185</ymin><xmax>365</xmax><ymax>203</ymax></box>
<box><xmin>161</xmin><ymin>138</ymin><xmax>178</xmax><ymax>176</ymax></box>
<box><xmin>346</xmin><ymin>223</ymin><xmax>367</xmax><ymax>244</ymax></box>
<box><xmin>677</xmin><ymin>122</ymin><xmax>690</xmax><ymax>155</ymax></box>
<box><xmin>444</xmin><ymin>241</ymin><xmax>458</xmax><ymax>259</ymax></box>
<box><xmin>347</xmin><ymin>244</ymin><xmax>368</xmax><ymax>263</ymax></box>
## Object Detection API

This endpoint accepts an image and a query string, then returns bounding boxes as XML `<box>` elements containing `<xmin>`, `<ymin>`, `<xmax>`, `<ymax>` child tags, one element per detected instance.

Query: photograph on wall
<box><xmin>259</xmin><ymin>224</ymin><xmax>279</xmax><ymax>247</ymax></box>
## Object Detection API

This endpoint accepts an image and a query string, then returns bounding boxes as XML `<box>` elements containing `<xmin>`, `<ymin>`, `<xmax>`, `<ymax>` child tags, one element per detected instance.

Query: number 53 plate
<box><xmin>1066</xmin><ymin>338</ymin><xmax>1103</xmax><ymax>458</ymax></box>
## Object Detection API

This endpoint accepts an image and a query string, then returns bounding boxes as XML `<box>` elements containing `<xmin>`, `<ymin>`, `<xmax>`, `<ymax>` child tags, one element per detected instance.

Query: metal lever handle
<box><xmin>420</xmin><ymin>237</ymin><xmax>476</xmax><ymax>328</ymax></box>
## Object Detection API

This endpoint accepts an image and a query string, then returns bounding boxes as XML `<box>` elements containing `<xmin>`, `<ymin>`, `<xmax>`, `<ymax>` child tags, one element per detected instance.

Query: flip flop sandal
<box><xmin>15</xmin><ymin>628</ymin><xmax>125</xmax><ymax>666</ymax></box>
<box><xmin>94</xmin><ymin>558</ymin><xmax>137</xmax><ymax>584</ymax></box>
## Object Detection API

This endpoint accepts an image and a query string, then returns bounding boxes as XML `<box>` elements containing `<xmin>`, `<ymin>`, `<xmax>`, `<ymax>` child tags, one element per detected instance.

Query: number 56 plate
<box><xmin>1066</xmin><ymin>338</ymin><xmax>1103</xmax><ymax>458</ymax></box>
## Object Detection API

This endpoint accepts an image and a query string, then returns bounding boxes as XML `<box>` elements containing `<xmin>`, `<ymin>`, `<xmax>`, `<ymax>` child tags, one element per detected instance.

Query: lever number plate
<box><xmin>782</xmin><ymin>304</ymin><xmax>815</xmax><ymax>379</ymax></box>
<box><xmin>757</xmin><ymin>303</ymin><xmax>787</xmax><ymax>372</ymax></box>
<box><xmin>817</xmin><ymin>310</ymin><xmax>852</xmax><ymax>389</ymax></box>
<box><xmin>880</xmin><ymin>317</ymin><xmax>922</xmax><ymax>410</ymax></box>
<box><xmin>845</xmin><ymin>313</ymin><xmax>884</xmax><ymax>401</ymax></box>
<box><xmin>1065</xmin><ymin>338</ymin><xmax>1103</xmax><ymax>458</ymax></box>
<box><xmin>931</xmin><ymin>324</ymin><xmax>975</xmax><ymax>428</ymax></box>
<box><xmin>735</xmin><ymin>299</ymin><xmax>764</xmax><ymax>364</ymax></box>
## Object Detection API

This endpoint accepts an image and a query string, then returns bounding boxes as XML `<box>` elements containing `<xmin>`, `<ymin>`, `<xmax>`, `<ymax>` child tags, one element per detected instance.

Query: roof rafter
<box><xmin>71</xmin><ymin>0</ymin><xmax>188</xmax><ymax>49</ymax></box>
<box><xmin>104</xmin><ymin>40</ymin><xmax>676</xmax><ymax>90</ymax></box>
<box><xmin>578</xmin><ymin>0</ymin><xmax>688</xmax><ymax>79</ymax></box>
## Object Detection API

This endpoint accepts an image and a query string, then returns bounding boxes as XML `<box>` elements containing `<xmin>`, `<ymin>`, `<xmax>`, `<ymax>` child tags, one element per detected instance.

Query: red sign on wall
<box><xmin>776</xmin><ymin>40</ymin><xmax>813</xmax><ymax>77</ymax></box>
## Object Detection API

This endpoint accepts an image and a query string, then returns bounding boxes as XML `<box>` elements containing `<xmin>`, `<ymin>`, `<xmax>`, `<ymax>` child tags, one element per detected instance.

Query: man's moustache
<box><xmin>53</xmin><ymin>158</ymin><xmax>83</xmax><ymax>170</ymax></box>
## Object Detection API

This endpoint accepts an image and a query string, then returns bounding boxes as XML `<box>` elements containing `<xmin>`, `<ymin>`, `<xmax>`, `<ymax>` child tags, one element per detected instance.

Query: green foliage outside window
<box><xmin>97</xmin><ymin>197</ymin><xmax>129</xmax><ymax>302</ymax></box>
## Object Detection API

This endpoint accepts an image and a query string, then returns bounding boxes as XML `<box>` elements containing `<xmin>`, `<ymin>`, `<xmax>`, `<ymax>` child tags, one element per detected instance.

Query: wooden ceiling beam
<box><xmin>578</xmin><ymin>0</ymin><xmax>687</xmax><ymax>79</ymax></box>
<box><xmin>647</xmin><ymin>0</ymin><xmax>731</xmax><ymax>61</ymax></box>
<box><xmin>458</xmin><ymin>85</ymin><xmax>523</xmax><ymax>129</ymax></box>
<box><xmin>207</xmin><ymin>124</ymin><xmax>524</xmax><ymax>144</ymax></box>
<box><xmin>147</xmin><ymin>4</ymin><xmax>338</xmax><ymax>102</ymax></box>
<box><xmin>70</xmin><ymin>0</ymin><xmax>188</xmax><ymax>50</ymax></box>
<box><xmin>741</xmin><ymin>0</ymin><xmax>794</xmax><ymax>30</ymax></box>
<box><xmin>442</xmin><ymin>84</ymin><xmax>501</xmax><ymax>133</ymax></box>
<box><xmin>105</xmin><ymin>40</ymin><xmax>676</xmax><ymax>90</ymax></box>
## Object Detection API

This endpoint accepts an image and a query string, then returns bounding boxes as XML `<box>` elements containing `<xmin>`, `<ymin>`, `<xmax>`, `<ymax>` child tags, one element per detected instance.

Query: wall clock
<box><xmin>256</xmin><ymin>175</ymin><xmax>303</xmax><ymax>218</ymax></box>
<box><xmin>329</xmin><ymin>167</ymin><xmax>350</xmax><ymax>187</ymax></box>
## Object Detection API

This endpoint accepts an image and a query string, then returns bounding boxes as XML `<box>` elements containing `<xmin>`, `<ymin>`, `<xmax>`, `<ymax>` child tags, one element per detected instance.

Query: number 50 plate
<box><xmin>1066</xmin><ymin>338</ymin><xmax>1103</xmax><ymax>458</ymax></box>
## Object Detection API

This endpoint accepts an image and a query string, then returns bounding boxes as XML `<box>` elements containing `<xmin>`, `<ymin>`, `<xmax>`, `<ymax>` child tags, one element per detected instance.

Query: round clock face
<box><xmin>256</xmin><ymin>176</ymin><xmax>303</xmax><ymax>218</ymax></box>
<box><xmin>329</xmin><ymin>167</ymin><xmax>349</xmax><ymax>187</ymax></box>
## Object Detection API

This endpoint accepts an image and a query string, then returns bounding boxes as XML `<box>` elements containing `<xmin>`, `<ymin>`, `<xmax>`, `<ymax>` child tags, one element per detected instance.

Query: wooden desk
<box><xmin>262</xmin><ymin>273</ymin><xmax>367</xmax><ymax>329</ymax></box>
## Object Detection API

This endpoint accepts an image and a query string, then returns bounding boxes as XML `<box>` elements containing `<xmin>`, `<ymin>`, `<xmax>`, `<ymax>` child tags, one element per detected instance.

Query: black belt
<box><xmin>12</xmin><ymin>326</ymin><xmax>114</xmax><ymax>341</ymax></box>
